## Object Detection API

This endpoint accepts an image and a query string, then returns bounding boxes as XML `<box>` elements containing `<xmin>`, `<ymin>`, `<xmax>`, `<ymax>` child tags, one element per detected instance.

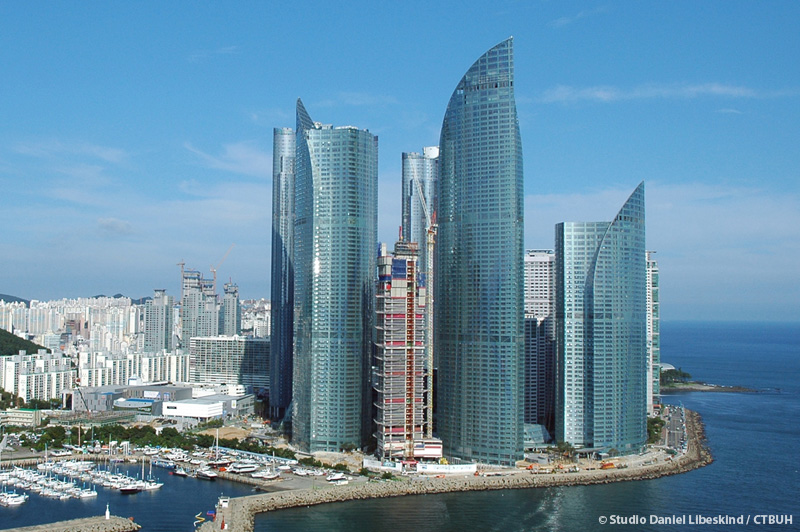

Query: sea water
<box><xmin>254</xmin><ymin>322</ymin><xmax>800</xmax><ymax>532</ymax></box>
<box><xmin>2</xmin><ymin>322</ymin><xmax>797</xmax><ymax>531</ymax></box>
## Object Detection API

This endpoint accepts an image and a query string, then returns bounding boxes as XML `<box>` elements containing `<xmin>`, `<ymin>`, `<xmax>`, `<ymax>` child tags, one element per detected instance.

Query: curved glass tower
<box><xmin>555</xmin><ymin>182</ymin><xmax>647</xmax><ymax>452</ymax></box>
<box><xmin>292</xmin><ymin>99</ymin><xmax>378</xmax><ymax>452</ymax></box>
<box><xmin>401</xmin><ymin>146</ymin><xmax>438</xmax><ymax>275</ymax></box>
<box><xmin>269</xmin><ymin>127</ymin><xmax>295</xmax><ymax>421</ymax></box>
<box><xmin>435</xmin><ymin>38</ymin><xmax>525</xmax><ymax>465</ymax></box>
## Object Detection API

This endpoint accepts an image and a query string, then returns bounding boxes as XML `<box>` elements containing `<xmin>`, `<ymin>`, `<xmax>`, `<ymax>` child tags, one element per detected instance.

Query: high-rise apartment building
<box><xmin>180</xmin><ymin>268</ymin><xmax>218</xmax><ymax>346</ymax></box>
<box><xmin>374</xmin><ymin>241</ymin><xmax>438</xmax><ymax>460</ymax></box>
<box><xmin>523</xmin><ymin>250</ymin><xmax>556</xmax><ymax>435</ymax></box>
<box><xmin>555</xmin><ymin>183</ymin><xmax>647</xmax><ymax>452</ymax></box>
<box><xmin>435</xmin><ymin>38</ymin><xmax>525</xmax><ymax>466</ymax></box>
<box><xmin>292</xmin><ymin>99</ymin><xmax>378</xmax><ymax>453</ymax></box>
<box><xmin>0</xmin><ymin>350</ymin><xmax>74</xmax><ymax>402</ymax></box>
<box><xmin>221</xmin><ymin>282</ymin><xmax>241</xmax><ymax>336</ymax></box>
<box><xmin>143</xmin><ymin>289</ymin><xmax>174</xmax><ymax>353</ymax></box>
<box><xmin>646</xmin><ymin>251</ymin><xmax>660</xmax><ymax>414</ymax></box>
<box><xmin>189</xmin><ymin>336</ymin><xmax>269</xmax><ymax>394</ymax></box>
<box><xmin>77</xmin><ymin>350</ymin><xmax>190</xmax><ymax>387</ymax></box>
<box><xmin>270</xmin><ymin>127</ymin><xmax>296</xmax><ymax>421</ymax></box>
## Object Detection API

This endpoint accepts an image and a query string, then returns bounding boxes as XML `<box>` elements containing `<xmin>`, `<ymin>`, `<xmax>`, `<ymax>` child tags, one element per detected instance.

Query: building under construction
<box><xmin>374</xmin><ymin>241</ymin><xmax>441</xmax><ymax>461</ymax></box>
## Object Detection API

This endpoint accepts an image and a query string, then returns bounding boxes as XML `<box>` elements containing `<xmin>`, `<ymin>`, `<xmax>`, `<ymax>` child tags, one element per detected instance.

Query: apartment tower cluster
<box><xmin>268</xmin><ymin>38</ymin><xmax>657</xmax><ymax>465</ymax></box>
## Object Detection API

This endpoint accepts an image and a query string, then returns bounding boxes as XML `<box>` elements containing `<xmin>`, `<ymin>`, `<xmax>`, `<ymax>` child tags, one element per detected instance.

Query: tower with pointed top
<box><xmin>435</xmin><ymin>38</ymin><xmax>525</xmax><ymax>465</ymax></box>
<box><xmin>555</xmin><ymin>182</ymin><xmax>647</xmax><ymax>452</ymax></box>
<box><xmin>291</xmin><ymin>99</ymin><xmax>378</xmax><ymax>452</ymax></box>
<box><xmin>270</xmin><ymin>126</ymin><xmax>296</xmax><ymax>421</ymax></box>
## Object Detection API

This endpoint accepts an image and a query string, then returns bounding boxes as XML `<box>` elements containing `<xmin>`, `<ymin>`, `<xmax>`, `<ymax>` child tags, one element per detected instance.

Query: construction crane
<box><xmin>410</xmin><ymin>166</ymin><xmax>437</xmax><ymax>440</ymax></box>
<box><xmin>210</xmin><ymin>244</ymin><xmax>236</xmax><ymax>293</ymax></box>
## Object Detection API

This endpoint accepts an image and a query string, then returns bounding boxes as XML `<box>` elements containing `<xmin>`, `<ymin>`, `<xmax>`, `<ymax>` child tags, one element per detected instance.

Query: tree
<box><xmin>661</xmin><ymin>368</ymin><xmax>692</xmax><ymax>386</ymax></box>
<box><xmin>647</xmin><ymin>417</ymin><xmax>666</xmax><ymax>444</ymax></box>
<box><xmin>555</xmin><ymin>441</ymin><xmax>576</xmax><ymax>459</ymax></box>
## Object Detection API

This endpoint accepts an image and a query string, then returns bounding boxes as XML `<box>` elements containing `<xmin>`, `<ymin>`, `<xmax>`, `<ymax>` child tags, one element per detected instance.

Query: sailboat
<box><xmin>207</xmin><ymin>429</ymin><xmax>231</xmax><ymax>469</ymax></box>
<box><xmin>143</xmin><ymin>457</ymin><xmax>163</xmax><ymax>490</ymax></box>
<box><xmin>252</xmin><ymin>452</ymin><xmax>280</xmax><ymax>480</ymax></box>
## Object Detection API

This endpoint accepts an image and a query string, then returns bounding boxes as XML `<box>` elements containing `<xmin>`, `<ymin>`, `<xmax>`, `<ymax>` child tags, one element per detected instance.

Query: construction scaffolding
<box><xmin>374</xmin><ymin>241</ymin><xmax>439</xmax><ymax>460</ymax></box>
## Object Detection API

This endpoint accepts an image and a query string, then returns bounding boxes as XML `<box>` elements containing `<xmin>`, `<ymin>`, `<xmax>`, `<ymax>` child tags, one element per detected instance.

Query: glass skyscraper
<box><xmin>401</xmin><ymin>146</ymin><xmax>438</xmax><ymax>276</ymax></box>
<box><xmin>555</xmin><ymin>182</ymin><xmax>647</xmax><ymax>452</ymax></box>
<box><xmin>270</xmin><ymin>127</ymin><xmax>295</xmax><ymax>421</ymax></box>
<box><xmin>435</xmin><ymin>38</ymin><xmax>525</xmax><ymax>466</ymax></box>
<box><xmin>292</xmin><ymin>99</ymin><xmax>378</xmax><ymax>453</ymax></box>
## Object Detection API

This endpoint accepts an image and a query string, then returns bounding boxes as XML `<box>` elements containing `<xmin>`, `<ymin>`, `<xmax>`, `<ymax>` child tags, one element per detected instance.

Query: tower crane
<box><xmin>210</xmin><ymin>244</ymin><xmax>236</xmax><ymax>293</ymax></box>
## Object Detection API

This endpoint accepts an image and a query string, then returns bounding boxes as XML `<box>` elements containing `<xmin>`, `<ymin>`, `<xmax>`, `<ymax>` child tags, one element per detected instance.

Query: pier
<box><xmin>0</xmin><ymin>515</ymin><xmax>141</xmax><ymax>532</ymax></box>
<box><xmin>199</xmin><ymin>409</ymin><xmax>712</xmax><ymax>532</ymax></box>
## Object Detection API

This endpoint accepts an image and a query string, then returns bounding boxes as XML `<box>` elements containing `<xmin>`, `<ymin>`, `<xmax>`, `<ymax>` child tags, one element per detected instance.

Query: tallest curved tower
<box><xmin>435</xmin><ymin>38</ymin><xmax>525</xmax><ymax>465</ymax></box>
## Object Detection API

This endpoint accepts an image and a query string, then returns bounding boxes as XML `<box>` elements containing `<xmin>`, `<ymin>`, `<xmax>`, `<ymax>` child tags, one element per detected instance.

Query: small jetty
<box><xmin>0</xmin><ymin>515</ymin><xmax>141</xmax><ymax>532</ymax></box>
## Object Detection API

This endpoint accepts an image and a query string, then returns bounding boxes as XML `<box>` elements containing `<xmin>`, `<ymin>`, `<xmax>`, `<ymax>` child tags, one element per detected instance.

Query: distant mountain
<box><xmin>0</xmin><ymin>294</ymin><xmax>29</xmax><ymax>305</ymax></box>
<box><xmin>0</xmin><ymin>328</ymin><xmax>49</xmax><ymax>356</ymax></box>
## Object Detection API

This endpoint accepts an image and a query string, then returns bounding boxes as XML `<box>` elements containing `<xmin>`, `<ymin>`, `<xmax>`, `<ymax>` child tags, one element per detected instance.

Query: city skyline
<box><xmin>1</xmin><ymin>2</ymin><xmax>798</xmax><ymax>322</ymax></box>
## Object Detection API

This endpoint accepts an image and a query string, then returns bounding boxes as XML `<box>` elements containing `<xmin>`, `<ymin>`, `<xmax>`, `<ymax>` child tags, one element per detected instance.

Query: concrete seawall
<box><xmin>0</xmin><ymin>516</ymin><xmax>141</xmax><ymax>532</ymax></box>
<box><xmin>201</xmin><ymin>410</ymin><xmax>712</xmax><ymax>532</ymax></box>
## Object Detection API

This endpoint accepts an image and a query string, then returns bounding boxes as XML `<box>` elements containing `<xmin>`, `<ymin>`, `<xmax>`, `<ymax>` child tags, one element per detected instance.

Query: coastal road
<box><xmin>665</xmin><ymin>407</ymin><xmax>686</xmax><ymax>450</ymax></box>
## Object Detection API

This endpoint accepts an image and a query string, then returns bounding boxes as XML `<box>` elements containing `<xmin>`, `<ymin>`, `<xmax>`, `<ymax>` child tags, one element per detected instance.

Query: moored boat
<box><xmin>195</xmin><ymin>468</ymin><xmax>218</xmax><ymax>481</ymax></box>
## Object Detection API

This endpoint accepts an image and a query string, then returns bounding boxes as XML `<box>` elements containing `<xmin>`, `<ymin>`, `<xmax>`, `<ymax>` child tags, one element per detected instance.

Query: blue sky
<box><xmin>1</xmin><ymin>2</ymin><xmax>798</xmax><ymax>322</ymax></box>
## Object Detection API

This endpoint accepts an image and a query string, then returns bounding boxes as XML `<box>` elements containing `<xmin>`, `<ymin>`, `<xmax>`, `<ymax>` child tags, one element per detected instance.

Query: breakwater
<box><xmin>201</xmin><ymin>410</ymin><xmax>712</xmax><ymax>532</ymax></box>
<box><xmin>0</xmin><ymin>515</ymin><xmax>141</xmax><ymax>532</ymax></box>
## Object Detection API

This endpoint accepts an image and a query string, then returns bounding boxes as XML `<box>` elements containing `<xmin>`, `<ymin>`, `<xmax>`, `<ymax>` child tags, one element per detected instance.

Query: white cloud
<box><xmin>538</xmin><ymin>83</ymin><xmax>790</xmax><ymax>104</ymax></box>
<box><xmin>314</xmin><ymin>92</ymin><xmax>399</xmax><ymax>109</ymax></box>
<box><xmin>184</xmin><ymin>141</ymin><xmax>271</xmax><ymax>178</ymax></box>
<box><xmin>13</xmin><ymin>140</ymin><xmax>127</xmax><ymax>163</ymax></box>
<box><xmin>188</xmin><ymin>45</ymin><xmax>240</xmax><ymax>63</ymax></box>
<box><xmin>549</xmin><ymin>6</ymin><xmax>609</xmax><ymax>28</ymax></box>
<box><xmin>97</xmin><ymin>217</ymin><xmax>134</xmax><ymax>236</ymax></box>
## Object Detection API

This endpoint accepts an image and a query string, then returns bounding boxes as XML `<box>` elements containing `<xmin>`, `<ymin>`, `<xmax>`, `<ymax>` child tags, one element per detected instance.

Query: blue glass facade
<box><xmin>555</xmin><ymin>183</ymin><xmax>647</xmax><ymax>452</ymax></box>
<box><xmin>435</xmin><ymin>38</ymin><xmax>525</xmax><ymax>465</ymax></box>
<box><xmin>269</xmin><ymin>127</ymin><xmax>295</xmax><ymax>421</ymax></box>
<box><xmin>401</xmin><ymin>147</ymin><xmax>438</xmax><ymax>276</ymax></box>
<box><xmin>292</xmin><ymin>99</ymin><xmax>378</xmax><ymax>452</ymax></box>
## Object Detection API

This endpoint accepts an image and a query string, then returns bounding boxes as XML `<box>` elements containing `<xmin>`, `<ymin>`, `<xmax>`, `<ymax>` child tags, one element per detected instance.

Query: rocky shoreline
<box><xmin>202</xmin><ymin>410</ymin><xmax>712</xmax><ymax>532</ymax></box>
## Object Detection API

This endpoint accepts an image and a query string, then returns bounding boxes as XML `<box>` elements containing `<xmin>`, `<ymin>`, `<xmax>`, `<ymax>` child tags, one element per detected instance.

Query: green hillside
<box><xmin>0</xmin><ymin>328</ymin><xmax>50</xmax><ymax>356</ymax></box>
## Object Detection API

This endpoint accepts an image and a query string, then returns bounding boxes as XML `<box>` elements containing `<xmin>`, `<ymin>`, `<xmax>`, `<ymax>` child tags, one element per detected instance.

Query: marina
<box><xmin>0</xmin><ymin>459</ymin><xmax>256</xmax><ymax>531</ymax></box>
